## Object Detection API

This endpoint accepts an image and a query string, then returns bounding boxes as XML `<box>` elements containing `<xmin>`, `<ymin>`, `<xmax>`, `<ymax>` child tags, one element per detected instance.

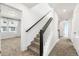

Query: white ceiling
<box><xmin>23</xmin><ymin>3</ymin><xmax>38</xmax><ymax>8</ymax></box>
<box><xmin>49</xmin><ymin>3</ymin><xmax>77</xmax><ymax>22</ymax></box>
<box><xmin>24</xmin><ymin>3</ymin><xmax>77</xmax><ymax>22</ymax></box>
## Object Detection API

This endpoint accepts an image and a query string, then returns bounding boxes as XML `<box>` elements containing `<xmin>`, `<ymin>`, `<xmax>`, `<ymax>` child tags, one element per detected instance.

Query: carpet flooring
<box><xmin>1</xmin><ymin>37</ymin><xmax>39</xmax><ymax>56</ymax></box>
<box><xmin>1</xmin><ymin>37</ymin><xmax>78</xmax><ymax>56</ymax></box>
<box><xmin>1</xmin><ymin>37</ymin><xmax>21</xmax><ymax>56</ymax></box>
<box><xmin>49</xmin><ymin>39</ymin><xmax>78</xmax><ymax>56</ymax></box>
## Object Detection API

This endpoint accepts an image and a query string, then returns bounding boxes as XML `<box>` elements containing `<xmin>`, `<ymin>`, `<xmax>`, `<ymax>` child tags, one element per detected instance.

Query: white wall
<box><xmin>59</xmin><ymin>21</ymin><xmax>65</xmax><ymax>37</ymax></box>
<box><xmin>21</xmin><ymin>3</ymin><xmax>53</xmax><ymax>51</ymax></box>
<box><xmin>71</xmin><ymin>4</ymin><xmax>79</xmax><ymax>55</ymax></box>
<box><xmin>43</xmin><ymin>11</ymin><xmax>59</xmax><ymax>56</ymax></box>
<box><xmin>0</xmin><ymin>4</ymin><xmax>21</xmax><ymax>20</ymax></box>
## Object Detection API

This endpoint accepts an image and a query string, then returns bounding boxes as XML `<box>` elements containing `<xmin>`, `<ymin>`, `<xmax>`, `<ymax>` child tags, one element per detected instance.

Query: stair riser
<box><xmin>31</xmin><ymin>43</ymin><xmax>40</xmax><ymax>49</ymax></box>
<box><xmin>34</xmin><ymin>38</ymin><xmax>40</xmax><ymax>42</ymax></box>
<box><xmin>24</xmin><ymin>49</ymin><xmax>39</xmax><ymax>56</ymax></box>
<box><xmin>24</xmin><ymin>33</ymin><xmax>40</xmax><ymax>56</ymax></box>
<box><xmin>36</xmin><ymin>34</ymin><xmax>40</xmax><ymax>38</ymax></box>
<box><xmin>28</xmin><ymin>47</ymin><xmax>39</xmax><ymax>55</ymax></box>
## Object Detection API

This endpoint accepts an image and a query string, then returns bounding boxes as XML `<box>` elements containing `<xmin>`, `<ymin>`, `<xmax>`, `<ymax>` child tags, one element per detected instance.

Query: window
<box><xmin>3</xmin><ymin>21</ymin><xmax>7</xmax><ymax>23</ymax></box>
<box><xmin>1</xmin><ymin>26</ymin><xmax>7</xmax><ymax>32</ymax></box>
<box><xmin>8</xmin><ymin>26</ymin><xmax>16</xmax><ymax>32</ymax></box>
<box><xmin>10</xmin><ymin>27</ymin><xmax>16</xmax><ymax>31</ymax></box>
<box><xmin>11</xmin><ymin>21</ymin><xmax>14</xmax><ymax>24</ymax></box>
<box><xmin>0</xmin><ymin>18</ymin><xmax>19</xmax><ymax>33</ymax></box>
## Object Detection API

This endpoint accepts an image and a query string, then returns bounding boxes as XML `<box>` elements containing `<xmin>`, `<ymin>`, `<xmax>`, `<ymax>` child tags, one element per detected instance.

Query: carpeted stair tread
<box><xmin>34</xmin><ymin>37</ymin><xmax>40</xmax><ymax>42</ymax></box>
<box><xmin>0</xmin><ymin>51</ymin><xmax>1</xmax><ymax>53</ymax></box>
<box><xmin>33</xmin><ymin>41</ymin><xmax>40</xmax><ymax>46</ymax></box>
<box><xmin>24</xmin><ymin>33</ymin><xmax>40</xmax><ymax>56</ymax></box>
<box><xmin>31</xmin><ymin>41</ymin><xmax>40</xmax><ymax>49</ymax></box>
<box><xmin>28</xmin><ymin>45</ymin><xmax>39</xmax><ymax>54</ymax></box>
<box><xmin>36</xmin><ymin>34</ymin><xmax>40</xmax><ymax>38</ymax></box>
<box><xmin>22</xmin><ymin>49</ymin><xmax>38</xmax><ymax>56</ymax></box>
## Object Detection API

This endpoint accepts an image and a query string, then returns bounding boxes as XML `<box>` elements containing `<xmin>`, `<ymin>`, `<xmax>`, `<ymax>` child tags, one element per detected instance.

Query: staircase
<box><xmin>22</xmin><ymin>33</ymin><xmax>40</xmax><ymax>56</ymax></box>
<box><xmin>0</xmin><ymin>51</ymin><xmax>1</xmax><ymax>56</ymax></box>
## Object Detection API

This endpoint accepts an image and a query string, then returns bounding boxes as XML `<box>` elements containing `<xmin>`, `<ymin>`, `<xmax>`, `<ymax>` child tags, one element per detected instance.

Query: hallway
<box><xmin>49</xmin><ymin>38</ymin><xmax>78</xmax><ymax>56</ymax></box>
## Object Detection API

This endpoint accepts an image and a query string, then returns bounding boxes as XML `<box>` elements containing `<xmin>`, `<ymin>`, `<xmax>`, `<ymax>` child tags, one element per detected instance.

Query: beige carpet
<box><xmin>1</xmin><ymin>37</ymin><xmax>39</xmax><ymax>56</ymax></box>
<box><xmin>49</xmin><ymin>39</ymin><xmax>78</xmax><ymax>56</ymax></box>
<box><xmin>1</xmin><ymin>37</ymin><xmax>21</xmax><ymax>56</ymax></box>
<box><xmin>2</xmin><ymin>37</ymin><xmax>78</xmax><ymax>56</ymax></box>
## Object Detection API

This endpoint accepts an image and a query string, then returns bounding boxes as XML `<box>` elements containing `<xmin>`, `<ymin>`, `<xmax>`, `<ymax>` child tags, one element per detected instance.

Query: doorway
<box><xmin>64</xmin><ymin>20</ymin><xmax>69</xmax><ymax>37</ymax></box>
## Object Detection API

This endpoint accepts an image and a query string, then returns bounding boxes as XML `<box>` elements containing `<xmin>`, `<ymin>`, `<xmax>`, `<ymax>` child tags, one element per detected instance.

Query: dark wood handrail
<box><xmin>40</xmin><ymin>17</ymin><xmax>53</xmax><ymax>56</ymax></box>
<box><xmin>26</xmin><ymin>11</ymin><xmax>51</xmax><ymax>32</ymax></box>
<box><xmin>42</xmin><ymin>17</ymin><xmax>53</xmax><ymax>33</ymax></box>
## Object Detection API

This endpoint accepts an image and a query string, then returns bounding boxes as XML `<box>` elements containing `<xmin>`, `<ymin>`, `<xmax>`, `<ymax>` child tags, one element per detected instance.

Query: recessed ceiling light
<box><xmin>63</xmin><ymin>9</ymin><xmax>66</xmax><ymax>12</ymax></box>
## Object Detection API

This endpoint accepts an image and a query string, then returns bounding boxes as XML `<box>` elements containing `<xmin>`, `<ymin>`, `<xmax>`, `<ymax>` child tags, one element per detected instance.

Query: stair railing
<box><xmin>26</xmin><ymin>11</ymin><xmax>51</xmax><ymax>32</ymax></box>
<box><xmin>40</xmin><ymin>17</ymin><xmax>53</xmax><ymax>56</ymax></box>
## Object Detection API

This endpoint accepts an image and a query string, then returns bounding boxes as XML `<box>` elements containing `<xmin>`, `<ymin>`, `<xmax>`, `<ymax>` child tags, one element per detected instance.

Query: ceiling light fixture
<box><xmin>63</xmin><ymin>9</ymin><xmax>66</xmax><ymax>12</ymax></box>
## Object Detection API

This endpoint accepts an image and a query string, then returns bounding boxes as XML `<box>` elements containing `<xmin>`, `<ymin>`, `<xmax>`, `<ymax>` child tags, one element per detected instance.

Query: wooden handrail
<box><xmin>42</xmin><ymin>17</ymin><xmax>53</xmax><ymax>33</ymax></box>
<box><xmin>40</xmin><ymin>17</ymin><xmax>53</xmax><ymax>56</ymax></box>
<box><xmin>26</xmin><ymin>11</ymin><xmax>51</xmax><ymax>32</ymax></box>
